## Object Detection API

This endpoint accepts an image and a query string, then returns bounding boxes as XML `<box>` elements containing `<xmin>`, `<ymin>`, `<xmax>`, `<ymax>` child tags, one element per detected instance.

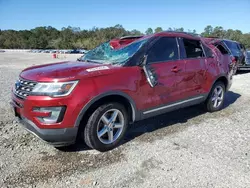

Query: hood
<box><xmin>20</xmin><ymin>61</ymin><xmax>118</xmax><ymax>82</ymax></box>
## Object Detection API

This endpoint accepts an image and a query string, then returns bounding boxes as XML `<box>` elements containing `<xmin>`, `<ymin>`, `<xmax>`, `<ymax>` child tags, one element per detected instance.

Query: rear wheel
<box><xmin>83</xmin><ymin>103</ymin><xmax>128</xmax><ymax>152</ymax></box>
<box><xmin>205</xmin><ymin>81</ymin><xmax>225</xmax><ymax>112</ymax></box>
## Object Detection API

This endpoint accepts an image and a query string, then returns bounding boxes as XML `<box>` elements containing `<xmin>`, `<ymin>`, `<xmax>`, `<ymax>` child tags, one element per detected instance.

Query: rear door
<box><xmin>178</xmin><ymin>38</ymin><xmax>208</xmax><ymax>98</ymax></box>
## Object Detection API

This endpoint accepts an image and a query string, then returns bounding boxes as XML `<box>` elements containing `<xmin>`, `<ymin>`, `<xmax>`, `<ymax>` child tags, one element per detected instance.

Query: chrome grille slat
<box><xmin>14</xmin><ymin>78</ymin><xmax>37</xmax><ymax>99</ymax></box>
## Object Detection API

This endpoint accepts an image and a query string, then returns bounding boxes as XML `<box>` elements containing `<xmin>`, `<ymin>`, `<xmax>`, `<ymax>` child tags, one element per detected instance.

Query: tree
<box><xmin>173</xmin><ymin>27</ymin><xmax>184</xmax><ymax>32</ymax></box>
<box><xmin>154</xmin><ymin>27</ymin><xmax>163</xmax><ymax>33</ymax></box>
<box><xmin>201</xmin><ymin>25</ymin><xmax>214</xmax><ymax>37</ymax></box>
<box><xmin>145</xmin><ymin>28</ymin><xmax>153</xmax><ymax>35</ymax></box>
<box><xmin>212</xmin><ymin>26</ymin><xmax>225</xmax><ymax>38</ymax></box>
<box><xmin>167</xmin><ymin>27</ymin><xmax>173</xmax><ymax>31</ymax></box>
<box><xmin>0</xmin><ymin>25</ymin><xmax>250</xmax><ymax>50</ymax></box>
<box><xmin>130</xmin><ymin>29</ymin><xmax>143</xmax><ymax>36</ymax></box>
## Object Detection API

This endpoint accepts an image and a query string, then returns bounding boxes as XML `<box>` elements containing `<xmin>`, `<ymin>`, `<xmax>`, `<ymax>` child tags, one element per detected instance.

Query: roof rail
<box><xmin>204</xmin><ymin>36</ymin><xmax>219</xmax><ymax>38</ymax></box>
<box><xmin>161</xmin><ymin>31</ymin><xmax>201</xmax><ymax>37</ymax></box>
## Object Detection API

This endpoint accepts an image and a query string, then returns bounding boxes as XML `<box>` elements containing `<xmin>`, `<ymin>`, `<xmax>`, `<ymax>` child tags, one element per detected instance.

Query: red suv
<box><xmin>11</xmin><ymin>32</ymin><xmax>234</xmax><ymax>151</ymax></box>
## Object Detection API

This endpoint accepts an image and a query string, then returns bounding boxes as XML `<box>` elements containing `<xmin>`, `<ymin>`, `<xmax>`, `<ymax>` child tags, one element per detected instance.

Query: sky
<box><xmin>0</xmin><ymin>0</ymin><xmax>250</xmax><ymax>34</ymax></box>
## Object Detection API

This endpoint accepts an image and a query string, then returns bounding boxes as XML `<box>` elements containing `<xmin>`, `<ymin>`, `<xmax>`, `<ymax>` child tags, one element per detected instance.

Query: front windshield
<box><xmin>81</xmin><ymin>39</ymin><xmax>148</xmax><ymax>65</ymax></box>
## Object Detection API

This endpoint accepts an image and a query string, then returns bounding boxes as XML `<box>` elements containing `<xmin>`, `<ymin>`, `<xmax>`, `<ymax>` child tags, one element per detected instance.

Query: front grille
<box><xmin>14</xmin><ymin>78</ymin><xmax>37</xmax><ymax>99</ymax></box>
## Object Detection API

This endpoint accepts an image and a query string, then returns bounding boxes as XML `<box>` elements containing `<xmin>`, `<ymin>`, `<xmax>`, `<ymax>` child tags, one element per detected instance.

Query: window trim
<box><xmin>179</xmin><ymin>38</ymin><xmax>207</xmax><ymax>60</ymax></box>
<box><xmin>201</xmin><ymin>43</ymin><xmax>214</xmax><ymax>58</ymax></box>
<box><xmin>176</xmin><ymin>37</ymin><xmax>181</xmax><ymax>60</ymax></box>
<box><xmin>146</xmin><ymin>36</ymin><xmax>181</xmax><ymax>65</ymax></box>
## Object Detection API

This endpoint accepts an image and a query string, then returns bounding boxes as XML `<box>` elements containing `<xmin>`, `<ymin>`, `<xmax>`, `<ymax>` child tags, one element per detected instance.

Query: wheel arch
<box><xmin>216</xmin><ymin>76</ymin><xmax>228</xmax><ymax>88</ymax></box>
<box><xmin>74</xmin><ymin>91</ymin><xmax>139</xmax><ymax>128</ymax></box>
<box><xmin>209</xmin><ymin>75</ymin><xmax>228</xmax><ymax>95</ymax></box>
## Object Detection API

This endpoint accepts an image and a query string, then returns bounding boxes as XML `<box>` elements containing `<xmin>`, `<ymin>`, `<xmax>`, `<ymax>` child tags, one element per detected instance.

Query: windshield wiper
<box><xmin>83</xmin><ymin>59</ymin><xmax>102</xmax><ymax>64</ymax></box>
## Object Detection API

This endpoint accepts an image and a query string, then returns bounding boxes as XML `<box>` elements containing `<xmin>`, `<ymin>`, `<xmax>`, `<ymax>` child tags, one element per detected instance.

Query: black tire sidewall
<box><xmin>84</xmin><ymin>103</ymin><xmax>128</xmax><ymax>152</ymax></box>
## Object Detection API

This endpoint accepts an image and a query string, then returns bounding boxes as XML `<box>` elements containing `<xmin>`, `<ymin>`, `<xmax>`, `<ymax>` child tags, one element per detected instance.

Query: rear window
<box><xmin>238</xmin><ymin>43</ymin><xmax>246</xmax><ymax>51</ymax></box>
<box><xmin>214</xmin><ymin>43</ymin><xmax>229</xmax><ymax>55</ymax></box>
<box><xmin>223</xmin><ymin>41</ymin><xmax>241</xmax><ymax>56</ymax></box>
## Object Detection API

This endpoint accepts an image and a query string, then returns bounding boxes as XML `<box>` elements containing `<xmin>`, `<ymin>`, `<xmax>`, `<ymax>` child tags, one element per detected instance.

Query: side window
<box><xmin>147</xmin><ymin>37</ymin><xmax>179</xmax><ymax>63</ymax></box>
<box><xmin>202</xmin><ymin>44</ymin><xmax>214</xmax><ymax>57</ymax></box>
<box><xmin>183</xmin><ymin>39</ymin><xmax>205</xmax><ymax>58</ymax></box>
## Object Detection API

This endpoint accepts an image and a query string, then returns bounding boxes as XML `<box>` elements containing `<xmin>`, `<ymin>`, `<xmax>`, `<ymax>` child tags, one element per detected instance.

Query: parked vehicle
<box><xmin>204</xmin><ymin>38</ymin><xmax>246</xmax><ymax>72</ymax></box>
<box><xmin>11</xmin><ymin>31</ymin><xmax>235</xmax><ymax>151</ymax></box>
<box><xmin>63</xmin><ymin>49</ymin><xmax>81</xmax><ymax>54</ymax></box>
<box><xmin>0</xmin><ymin>50</ymin><xmax>5</xmax><ymax>53</ymax></box>
<box><xmin>245</xmin><ymin>51</ymin><xmax>250</xmax><ymax>67</ymax></box>
<box><xmin>237</xmin><ymin>48</ymin><xmax>250</xmax><ymax>71</ymax></box>
<box><xmin>50</xmin><ymin>50</ymin><xmax>57</xmax><ymax>53</ymax></box>
<box><xmin>70</xmin><ymin>49</ymin><xmax>80</xmax><ymax>54</ymax></box>
<box><xmin>43</xmin><ymin>50</ymin><xmax>51</xmax><ymax>53</ymax></box>
<box><xmin>79</xmin><ymin>49</ymin><xmax>89</xmax><ymax>54</ymax></box>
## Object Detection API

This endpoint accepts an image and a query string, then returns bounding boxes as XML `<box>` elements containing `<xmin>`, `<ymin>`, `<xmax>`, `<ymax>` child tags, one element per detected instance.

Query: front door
<box><xmin>139</xmin><ymin>37</ymin><xmax>186</xmax><ymax>111</ymax></box>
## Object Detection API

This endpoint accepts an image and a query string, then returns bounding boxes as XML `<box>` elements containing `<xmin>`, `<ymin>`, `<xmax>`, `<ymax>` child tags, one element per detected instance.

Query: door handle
<box><xmin>171</xmin><ymin>66</ymin><xmax>181</xmax><ymax>73</ymax></box>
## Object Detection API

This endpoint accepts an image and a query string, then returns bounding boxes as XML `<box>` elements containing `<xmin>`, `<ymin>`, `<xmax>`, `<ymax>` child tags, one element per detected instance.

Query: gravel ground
<box><xmin>0</xmin><ymin>52</ymin><xmax>249</xmax><ymax>188</ymax></box>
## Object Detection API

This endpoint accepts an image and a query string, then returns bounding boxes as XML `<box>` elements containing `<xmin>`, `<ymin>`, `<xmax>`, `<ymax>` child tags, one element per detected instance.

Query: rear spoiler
<box><xmin>201</xmin><ymin>37</ymin><xmax>220</xmax><ymax>45</ymax></box>
<box><xmin>120</xmin><ymin>35</ymin><xmax>144</xmax><ymax>40</ymax></box>
<box><xmin>110</xmin><ymin>35</ymin><xmax>144</xmax><ymax>49</ymax></box>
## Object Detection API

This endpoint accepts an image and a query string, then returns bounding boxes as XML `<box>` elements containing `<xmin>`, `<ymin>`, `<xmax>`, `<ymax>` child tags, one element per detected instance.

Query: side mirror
<box><xmin>141</xmin><ymin>55</ymin><xmax>158</xmax><ymax>87</ymax></box>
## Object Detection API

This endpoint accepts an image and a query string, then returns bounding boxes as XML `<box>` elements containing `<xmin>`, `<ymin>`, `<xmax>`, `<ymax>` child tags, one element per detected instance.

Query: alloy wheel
<box><xmin>211</xmin><ymin>85</ymin><xmax>224</xmax><ymax>108</ymax></box>
<box><xmin>97</xmin><ymin>109</ymin><xmax>125</xmax><ymax>144</ymax></box>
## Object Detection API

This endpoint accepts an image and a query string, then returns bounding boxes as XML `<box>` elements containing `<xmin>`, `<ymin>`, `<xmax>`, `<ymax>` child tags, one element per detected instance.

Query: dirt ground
<box><xmin>0</xmin><ymin>52</ymin><xmax>249</xmax><ymax>188</ymax></box>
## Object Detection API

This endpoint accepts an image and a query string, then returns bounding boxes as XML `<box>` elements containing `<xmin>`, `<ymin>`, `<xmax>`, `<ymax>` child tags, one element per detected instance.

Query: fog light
<box><xmin>33</xmin><ymin>106</ymin><xmax>66</xmax><ymax>124</ymax></box>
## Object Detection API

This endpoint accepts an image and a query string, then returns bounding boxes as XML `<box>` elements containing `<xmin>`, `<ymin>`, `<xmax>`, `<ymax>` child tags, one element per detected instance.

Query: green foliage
<box><xmin>154</xmin><ymin>27</ymin><xmax>163</xmax><ymax>33</ymax></box>
<box><xmin>145</xmin><ymin>28</ymin><xmax>153</xmax><ymax>35</ymax></box>
<box><xmin>0</xmin><ymin>25</ymin><xmax>250</xmax><ymax>49</ymax></box>
<box><xmin>0</xmin><ymin>25</ymin><xmax>132</xmax><ymax>50</ymax></box>
<box><xmin>202</xmin><ymin>25</ymin><xmax>213</xmax><ymax>37</ymax></box>
<box><xmin>201</xmin><ymin>26</ymin><xmax>250</xmax><ymax>48</ymax></box>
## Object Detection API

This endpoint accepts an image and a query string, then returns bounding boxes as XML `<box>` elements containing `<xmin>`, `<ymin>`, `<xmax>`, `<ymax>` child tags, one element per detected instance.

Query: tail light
<box><xmin>229</xmin><ymin>55</ymin><xmax>237</xmax><ymax>75</ymax></box>
<box><xmin>230</xmin><ymin>56</ymin><xmax>237</xmax><ymax>64</ymax></box>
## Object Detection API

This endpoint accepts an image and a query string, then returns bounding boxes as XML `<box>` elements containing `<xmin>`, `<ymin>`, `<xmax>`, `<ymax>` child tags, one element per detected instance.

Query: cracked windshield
<box><xmin>81</xmin><ymin>39</ymin><xmax>147</xmax><ymax>65</ymax></box>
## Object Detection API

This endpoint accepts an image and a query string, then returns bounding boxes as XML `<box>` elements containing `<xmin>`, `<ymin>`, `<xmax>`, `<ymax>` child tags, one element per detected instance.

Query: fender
<box><xmin>74</xmin><ymin>91</ymin><xmax>140</xmax><ymax>127</ymax></box>
<box><xmin>208</xmin><ymin>74</ymin><xmax>229</xmax><ymax>95</ymax></box>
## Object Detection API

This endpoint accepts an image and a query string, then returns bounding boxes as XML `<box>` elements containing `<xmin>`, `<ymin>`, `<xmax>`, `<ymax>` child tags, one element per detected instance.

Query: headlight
<box><xmin>31</xmin><ymin>80</ymin><xmax>78</xmax><ymax>97</ymax></box>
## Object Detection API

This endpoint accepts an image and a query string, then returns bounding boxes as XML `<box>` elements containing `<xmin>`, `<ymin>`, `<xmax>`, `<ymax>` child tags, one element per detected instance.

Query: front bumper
<box><xmin>19</xmin><ymin>116</ymin><xmax>78</xmax><ymax>146</ymax></box>
<box><xmin>10</xmin><ymin>92</ymin><xmax>81</xmax><ymax>146</ymax></box>
<box><xmin>10</xmin><ymin>92</ymin><xmax>81</xmax><ymax>129</ymax></box>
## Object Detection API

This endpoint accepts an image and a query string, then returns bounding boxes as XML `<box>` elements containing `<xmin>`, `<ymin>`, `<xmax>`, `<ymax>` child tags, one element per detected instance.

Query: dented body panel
<box><xmin>11</xmin><ymin>31</ymin><xmax>233</xmax><ymax>146</ymax></box>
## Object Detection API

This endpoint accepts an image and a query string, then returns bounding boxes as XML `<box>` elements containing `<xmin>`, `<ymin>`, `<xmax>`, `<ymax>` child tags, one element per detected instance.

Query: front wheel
<box><xmin>83</xmin><ymin>103</ymin><xmax>128</xmax><ymax>152</ymax></box>
<box><xmin>205</xmin><ymin>81</ymin><xmax>225</xmax><ymax>112</ymax></box>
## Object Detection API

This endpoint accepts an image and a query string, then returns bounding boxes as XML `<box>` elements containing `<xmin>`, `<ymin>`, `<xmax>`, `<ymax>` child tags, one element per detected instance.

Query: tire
<box><xmin>205</xmin><ymin>81</ymin><xmax>225</xmax><ymax>112</ymax></box>
<box><xmin>83</xmin><ymin>103</ymin><xmax>128</xmax><ymax>152</ymax></box>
